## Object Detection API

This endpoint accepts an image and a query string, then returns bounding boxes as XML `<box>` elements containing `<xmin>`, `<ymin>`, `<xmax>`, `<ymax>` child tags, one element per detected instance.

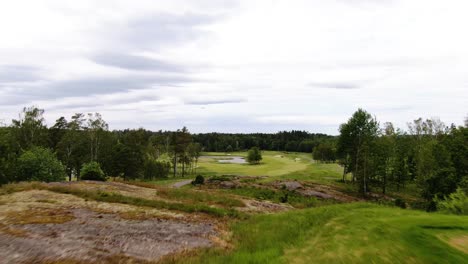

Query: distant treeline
<box><xmin>192</xmin><ymin>131</ymin><xmax>337</xmax><ymax>153</ymax></box>
<box><xmin>0</xmin><ymin>106</ymin><xmax>334</xmax><ymax>185</ymax></box>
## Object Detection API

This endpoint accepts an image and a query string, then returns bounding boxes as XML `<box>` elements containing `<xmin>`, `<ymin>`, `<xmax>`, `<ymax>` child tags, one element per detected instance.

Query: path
<box><xmin>172</xmin><ymin>179</ymin><xmax>192</xmax><ymax>188</ymax></box>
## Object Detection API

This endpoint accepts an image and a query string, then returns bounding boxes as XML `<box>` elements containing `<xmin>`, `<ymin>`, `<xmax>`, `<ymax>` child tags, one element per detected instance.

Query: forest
<box><xmin>0</xmin><ymin>106</ymin><xmax>467</xmax><ymax>212</ymax></box>
<box><xmin>0</xmin><ymin>107</ymin><xmax>335</xmax><ymax>183</ymax></box>
<box><xmin>1</xmin><ymin>106</ymin><xmax>467</xmax><ymax>263</ymax></box>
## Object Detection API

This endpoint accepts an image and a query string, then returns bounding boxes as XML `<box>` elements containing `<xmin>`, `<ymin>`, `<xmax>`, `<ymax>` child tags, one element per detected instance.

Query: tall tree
<box><xmin>86</xmin><ymin>113</ymin><xmax>108</xmax><ymax>161</ymax></box>
<box><xmin>337</xmin><ymin>109</ymin><xmax>379</xmax><ymax>195</ymax></box>
<box><xmin>11</xmin><ymin>106</ymin><xmax>48</xmax><ymax>150</ymax></box>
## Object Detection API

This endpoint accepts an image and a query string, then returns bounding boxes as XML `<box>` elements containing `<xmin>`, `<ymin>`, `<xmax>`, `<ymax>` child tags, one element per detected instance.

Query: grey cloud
<box><xmin>44</xmin><ymin>75</ymin><xmax>191</xmax><ymax>97</ymax></box>
<box><xmin>91</xmin><ymin>53</ymin><xmax>185</xmax><ymax>72</ymax></box>
<box><xmin>115</xmin><ymin>13</ymin><xmax>219</xmax><ymax>50</ymax></box>
<box><xmin>0</xmin><ymin>65</ymin><xmax>42</xmax><ymax>83</ymax></box>
<box><xmin>185</xmin><ymin>98</ymin><xmax>246</xmax><ymax>105</ymax></box>
<box><xmin>1</xmin><ymin>74</ymin><xmax>191</xmax><ymax>106</ymax></box>
<box><xmin>308</xmin><ymin>81</ymin><xmax>360</xmax><ymax>89</ymax></box>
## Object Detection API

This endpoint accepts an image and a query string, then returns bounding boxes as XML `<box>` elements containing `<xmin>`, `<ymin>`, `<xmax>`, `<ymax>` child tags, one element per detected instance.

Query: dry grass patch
<box><xmin>4</xmin><ymin>208</ymin><xmax>74</xmax><ymax>225</ymax></box>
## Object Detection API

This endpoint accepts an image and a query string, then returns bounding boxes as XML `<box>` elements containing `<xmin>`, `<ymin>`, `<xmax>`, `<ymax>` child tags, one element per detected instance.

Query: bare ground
<box><xmin>0</xmin><ymin>189</ymin><xmax>221</xmax><ymax>263</ymax></box>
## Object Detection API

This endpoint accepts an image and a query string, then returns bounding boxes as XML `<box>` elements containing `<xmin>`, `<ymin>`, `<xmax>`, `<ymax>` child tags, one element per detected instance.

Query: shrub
<box><xmin>192</xmin><ymin>175</ymin><xmax>205</xmax><ymax>185</ymax></box>
<box><xmin>435</xmin><ymin>188</ymin><xmax>468</xmax><ymax>215</ymax></box>
<box><xmin>16</xmin><ymin>147</ymin><xmax>65</xmax><ymax>182</ymax></box>
<box><xmin>80</xmin><ymin>162</ymin><xmax>106</xmax><ymax>181</ymax></box>
<box><xmin>394</xmin><ymin>198</ymin><xmax>406</xmax><ymax>209</ymax></box>
<box><xmin>247</xmin><ymin>147</ymin><xmax>262</xmax><ymax>164</ymax></box>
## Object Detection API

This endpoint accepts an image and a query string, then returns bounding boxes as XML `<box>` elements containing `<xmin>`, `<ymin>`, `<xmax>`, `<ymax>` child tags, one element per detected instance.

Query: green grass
<box><xmin>157</xmin><ymin>188</ymin><xmax>246</xmax><ymax>208</ymax></box>
<box><xmin>197</xmin><ymin>151</ymin><xmax>310</xmax><ymax>177</ymax></box>
<box><xmin>173</xmin><ymin>203</ymin><xmax>468</xmax><ymax>264</ymax></box>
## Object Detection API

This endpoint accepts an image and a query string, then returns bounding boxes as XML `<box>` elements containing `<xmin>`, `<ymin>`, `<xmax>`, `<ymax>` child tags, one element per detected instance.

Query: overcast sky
<box><xmin>0</xmin><ymin>0</ymin><xmax>467</xmax><ymax>134</ymax></box>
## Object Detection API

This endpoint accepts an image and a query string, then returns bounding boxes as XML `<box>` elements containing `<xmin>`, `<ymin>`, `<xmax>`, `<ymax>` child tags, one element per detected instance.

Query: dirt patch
<box><xmin>447</xmin><ymin>235</ymin><xmax>468</xmax><ymax>254</ymax></box>
<box><xmin>173</xmin><ymin>180</ymin><xmax>193</xmax><ymax>188</ymax></box>
<box><xmin>0</xmin><ymin>208</ymin><xmax>217</xmax><ymax>263</ymax></box>
<box><xmin>272</xmin><ymin>181</ymin><xmax>361</xmax><ymax>202</ymax></box>
<box><xmin>240</xmin><ymin>199</ymin><xmax>292</xmax><ymax>213</ymax></box>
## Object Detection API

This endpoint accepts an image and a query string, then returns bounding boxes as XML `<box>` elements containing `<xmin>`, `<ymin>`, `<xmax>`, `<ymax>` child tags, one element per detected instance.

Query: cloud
<box><xmin>308</xmin><ymin>81</ymin><xmax>360</xmax><ymax>89</ymax></box>
<box><xmin>185</xmin><ymin>98</ymin><xmax>246</xmax><ymax>105</ymax></box>
<box><xmin>0</xmin><ymin>65</ymin><xmax>42</xmax><ymax>83</ymax></box>
<box><xmin>43</xmin><ymin>75</ymin><xmax>191</xmax><ymax>97</ymax></box>
<box><xmin>90</xmin><ymin>53</ymin><xmax>186</xmax><ymax>72</ymax></box>
<box><xmin>108</xmin><ymin>12</ymin><xmax>220</xmax><ymax>51</ymax></box>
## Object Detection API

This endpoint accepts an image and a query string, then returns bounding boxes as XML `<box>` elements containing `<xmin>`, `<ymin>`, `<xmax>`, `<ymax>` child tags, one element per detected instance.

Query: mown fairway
<box><xmin>197</xmin><ymin>151</ymin><xmax>343</xmax><ymax>181</ymax></box>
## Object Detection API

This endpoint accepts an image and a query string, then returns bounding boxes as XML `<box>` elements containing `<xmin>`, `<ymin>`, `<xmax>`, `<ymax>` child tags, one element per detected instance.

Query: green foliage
<box><xmin>395</xmin><ymin>198</ymin><xmax>407</xmax><ymax>209</ymax></box>
<box><xmin>247</xmin><ymin>147</ymin><xmax>262</xmax><ymax>164</ymax></box>
<box><xmin>312</xmin><ymin>143</ymin><xmax>336</xmax><ymax>162</ymax></box>
<box><xmin>337</xmin><ymin>108</ymin><xmax>379</xmax><ymax>194</ymax></box>
<box><xmin>80</xmin><ymin>161</ymin><xmax>106</xmax><ymax>181</ymax></box>
<box><xmin>192</xmin><ymin>175</ymin><xmax>205</xmax><ymax>185</ymax></box>
<box><xmin>11</xmin><ymin>106</ymin><xmax>48</xmax><ymax>150</ymax></box>
<box><xmin>16</xmin><ymin>147</ymin><xmax>65</xmax><ymax>182</ymax></box>
<box><xmin>143</xmin><ymin>159</ymin><xmax>171</xmax><ymax>179</ymax></box>
<box><xmin>436</xmin><ymin>188</ymin><xmax>468</xmax><ymax>215</ymax></box>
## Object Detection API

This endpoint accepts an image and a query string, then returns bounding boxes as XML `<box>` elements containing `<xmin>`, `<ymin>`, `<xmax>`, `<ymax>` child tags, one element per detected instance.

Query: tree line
<box><xmin>192</xmin><ymin>131</ymin><xmax>336</xmax><ymax>153</ymax></box>
<box><xmin>0</xmin><ymin>107</ymin><xmax>205</xmax><ymax>183</ymax></box>
<box><xmin>0</xmin><ymin>106</ymin><xmax>332</xmax><ymax>184</ymax></box>
<box><xmin>335</xmin><ymin>109</ymin><xmax>467</xmax><ymax>210</ymax></box>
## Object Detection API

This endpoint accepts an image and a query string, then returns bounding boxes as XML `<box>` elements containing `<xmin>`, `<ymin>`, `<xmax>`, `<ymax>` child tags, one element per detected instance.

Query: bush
<box><xmin>80</xmin><ymin>162</ymin><xmax>106</xmax><ymax>181</ymax></box>
<box><xmin>143</xmin><ymin>159</ymin><xmax>171</xmax><ymax>180</ymax></box>
<box><xmin>247</xmin><ymin>147</ymin><xmax>262</xmax><ymax>164</ymax></box>
<box><xmin>435</xmin><ymin>188</ymin><xmax>468</xmax><ymax>215</ymax></box>
<box><xmin>192</xmin><ymin>175</ymin><xmax>205</xmax><ymax>185</ymax></box>
<box><xmin>394</xmin><ymin>198</ymin><xmax>406</xmax><ymax>209</ymax></box>
<box><xmin>16</xmin><ymin>147</ymin><xmax>65</xmax><ymax>182</ymax></box>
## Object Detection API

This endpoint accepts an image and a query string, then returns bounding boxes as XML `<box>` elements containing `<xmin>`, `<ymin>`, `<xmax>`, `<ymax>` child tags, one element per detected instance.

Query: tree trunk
<box><xmin>173</xmin><ymin>154</ymin><xmax>177</xmax><ymax>177</ymax></box>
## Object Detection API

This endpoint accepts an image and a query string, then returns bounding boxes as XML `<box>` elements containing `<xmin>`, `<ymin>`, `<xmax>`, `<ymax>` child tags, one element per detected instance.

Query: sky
<box><xmin>0</xmin><ymin>0</ymin><xmax>467</xmax><ymax>135</ymax></box>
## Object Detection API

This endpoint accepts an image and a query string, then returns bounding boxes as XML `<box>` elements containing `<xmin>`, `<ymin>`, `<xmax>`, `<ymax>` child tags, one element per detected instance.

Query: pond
<box><xmin>201</xmin><ymin>156</ymin><xmax>247</xmax><ymax>164</ymax></box>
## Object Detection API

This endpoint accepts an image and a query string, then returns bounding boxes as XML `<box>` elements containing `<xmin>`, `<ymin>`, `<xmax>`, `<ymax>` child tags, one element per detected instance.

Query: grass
<box><xmin>5</xmin><ymin>208</ymin><xmax>75</xmax><ymax>224</ymax></box>
<box><xmin>157</xmin><ymin>188</ymin><xmax>246</xmax><ymax>208</ymax></box>
<box><xmin>45</xmin><ymin>186</ymin><xmax>242</xmax><ymax>218</ymax></box>
<box><xmin>0</xmin><ymin>182</ymin><xmax>242</xmax><ymax>219</ymax></box>
<box><xmin>116</xmin><ymin>180</ymin><xmax>246</xmax><ymax>208</ymax></box>
<box><xmin>171</xmin><ymin>203</ymin><xmax>468</xmax><ymax>264</ymax></box>
<box><xmin>225</xmin><ymin>187</ymin><xmax>338</xmax><ymax>208</ymax></box>
<box><xmin>197</xmin><ymin>151</ymin><xmax>310</xmax><ymax>177</ymax></box>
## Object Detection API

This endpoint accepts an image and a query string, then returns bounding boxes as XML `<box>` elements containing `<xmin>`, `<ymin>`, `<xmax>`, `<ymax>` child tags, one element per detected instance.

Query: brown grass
<box><xmin>0</xmin><ymin>222</ymin><xmax>29</xmax><ymax>237</ymax></box>
<box><xmin>4</xmin><ymin>208</ymin><xmax>75</xmax><ymax>225</ymax></box>
<box><xmin>448</xmin><ymin>235</ymin><xmax>468</xmax><ymax>254</ymax></box>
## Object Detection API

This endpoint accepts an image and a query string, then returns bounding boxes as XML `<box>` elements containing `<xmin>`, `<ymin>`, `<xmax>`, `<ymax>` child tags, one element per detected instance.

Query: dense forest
<box><xmin>193</xmin><ymin>131</ymin><xmax>336</xmax><ymax>153</ymax></box>
<box><xmin>335</xmin><ymin>109</ymin><xmax>467</xmax><ymax>210</ymax></box>
<box><xmin>1</xmin><ymin>106</ymin><xmax>467</xmax><ymax>211</ymax></box>
<box><xmin>0</xmin><ymin>106</ymin><xmax>335</xmax><ymax>185</ymax></box>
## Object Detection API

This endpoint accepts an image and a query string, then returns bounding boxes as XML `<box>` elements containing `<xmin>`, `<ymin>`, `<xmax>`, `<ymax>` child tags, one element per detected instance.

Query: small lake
<box><xmin>201</xmin><ymin>156</ymin><xmax>247</xmax><ymax>164</ymax></box>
